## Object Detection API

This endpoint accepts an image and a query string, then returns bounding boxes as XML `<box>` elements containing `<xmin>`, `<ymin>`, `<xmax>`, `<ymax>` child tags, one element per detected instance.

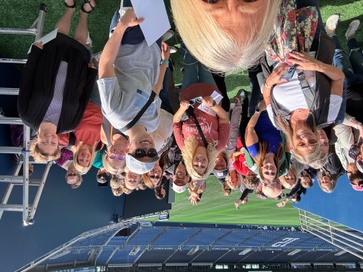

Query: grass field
<box><xmin>169</xmin><ymin>178</ymin><xmax>301</xmax><ymax>226</ymax></box>
<box><xmin>1</xmin><ymin>0</ymin><xmax>362</xmax><ymax>226</ymax></box>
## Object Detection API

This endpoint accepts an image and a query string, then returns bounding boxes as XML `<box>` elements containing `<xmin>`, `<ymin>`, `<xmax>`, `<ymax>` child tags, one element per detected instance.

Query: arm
<box><xmin>288</xmin><ymin>51</ymin><xmax>344</xmax><ymax>96</ymax></box>
<box><xmin>173</xmin><ymin>100</ymin><xmax>190</xmax><ymax>123</ymax></box>
<box><xmin>98</xmin><ymin>9</ymin><xmax>144</xmax><ymax>79</ymax></box>
<box><xmin>201</xmin><ymin>96</ymin><xmax>229</xmax><ymax>123</ymax></box>
<box><xmin>263</xmin><ymin>63</ymin><xmax>289</xmax><ymax>106</ymax></box>
<box><xmin>245</xmin><ymin>111</ymin><xmax>260</xmax><ymax>147</ymax></box>
<box><xmin>152</xmin><ymin>42</ymin><xmax>170</xmax><ymax>95</ymax></box>
<box><xmin>173</xmin><ymin>122</ymin><xmax>185</xmax><ymax>150</ymax></box>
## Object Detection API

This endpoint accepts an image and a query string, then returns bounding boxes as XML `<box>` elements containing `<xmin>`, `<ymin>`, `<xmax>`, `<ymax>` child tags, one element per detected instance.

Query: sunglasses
<box><xmin>149</xmin><ymin>174</ymin><xmax>162</xmax><ymax>179</ymax></box>
<box><xmin>189</xmin><ymin>96</ymin><xmax>203</xmax><ymax>107</ymax></box>
<box><xmin>133</xmin><ymin>148</ymin><xmax>158</xmax><ymax>158</ymax></box>
<box><xmin>109</xmin><ymin>153</ymin><xmax>124</xmax><ymax>161</ymax></box>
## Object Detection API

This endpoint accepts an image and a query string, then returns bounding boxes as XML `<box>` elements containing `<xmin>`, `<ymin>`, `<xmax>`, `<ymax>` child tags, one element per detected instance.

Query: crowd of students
<box><xmin>15</xmin><ymin>0</ymin><xmax>363</xmax><ymax>207</ymax></box>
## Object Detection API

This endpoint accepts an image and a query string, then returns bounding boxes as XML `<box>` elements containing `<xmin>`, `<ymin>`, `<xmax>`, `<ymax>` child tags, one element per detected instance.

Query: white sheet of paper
<box><xmin>197</xmin><ymin>91</ymin><xmax>224</xmax><ymax>117</ymax></box>
<box><xmin>131</xmin><ymin>0</ymin><xmax>171</xmax><ymax>46</ymax></box>
<box><xmin>27</xmin><ymin>28</ymin><xmax>58</xmax><ymax>54</ymax></box>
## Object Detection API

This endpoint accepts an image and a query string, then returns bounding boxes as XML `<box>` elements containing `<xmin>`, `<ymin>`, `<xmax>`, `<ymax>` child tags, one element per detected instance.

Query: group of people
<box><xmin>16</xmin><ymin>0</ymin><xmax>363</xmax><ymax>206</ymax></box>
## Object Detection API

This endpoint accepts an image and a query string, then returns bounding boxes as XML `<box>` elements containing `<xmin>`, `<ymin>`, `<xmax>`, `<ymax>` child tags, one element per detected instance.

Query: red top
<box><xmin>173</xmin><ymin>83</ymin><xmax>230</xmax><ymax>152</ymax></box>
<box><xmin>232</xmin><ymin>137</ymin><xmax>250</xmax><ymax>176</ymax></box>
<box><xmin>59</xmin><ymin>102</ymin><xmax>103</xmax><ymax>147</ymax></box>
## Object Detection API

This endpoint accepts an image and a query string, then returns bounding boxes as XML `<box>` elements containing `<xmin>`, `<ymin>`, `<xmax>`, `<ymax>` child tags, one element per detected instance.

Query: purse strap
<box><xmin>186</xmin><ymin>107</ymin><xmax>208</xmax><ymax>148</ymax></box>
<box><xmin>120</xmin><ymin>91</ymin><xmax>156</xmax><ymax>133</ymax></box>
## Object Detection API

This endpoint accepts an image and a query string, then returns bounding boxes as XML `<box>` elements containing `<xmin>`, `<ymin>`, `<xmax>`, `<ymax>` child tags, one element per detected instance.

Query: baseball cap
<box><xmin>212</xmin><ymin>169</ymin><xmax>228</xmax><ymax>179</ymax></box>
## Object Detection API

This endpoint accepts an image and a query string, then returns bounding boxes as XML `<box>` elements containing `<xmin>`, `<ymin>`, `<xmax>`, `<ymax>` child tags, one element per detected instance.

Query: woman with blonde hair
<box><xmin>170</xmin><ymin>0</ymin><xmax>281</xmax><ymax>72</ymax></box>
<box><xmin>20</xmin><ymin>0</ymin><xmax>97</xmax><ymax>162</ymax></box>
<box><xmin>262</xmin><ymin>1</ymin><xmax>344</xmax><ymax>166</ymax></box>
<box><xmin>100</xmin><ymin>118</ymin><xmax>129</xmax><ymax>175</ymax></box>
<box><xmin>59</xmin><ymin>101</ymin><xmax>103</xmax><ymax>174</ymax></box>
<box><xmin>173</xmin><ymin>44</ymin><xmax>229</xmax><ymax>180</ymax></box>
<box><xmin>225</xmin><ymin>168</ymin><xmax>243</xmax><ymax>191</ymax></box>
<box><xmin>279</xmin><ymin>158</ymin><xmax>303</xmax><ymax>189</ymax></box>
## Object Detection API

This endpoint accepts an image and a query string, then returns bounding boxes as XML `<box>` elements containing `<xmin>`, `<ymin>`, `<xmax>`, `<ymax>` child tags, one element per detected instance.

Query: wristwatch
<box><xmin>255</xmin><ymin>108</ymin><xmax>260</xmax><ymax>113</ymax></box>
<box><xmin>211</xmin><ymin>100</ymin><xmax>217</xmax><ymax>107</ymax></box>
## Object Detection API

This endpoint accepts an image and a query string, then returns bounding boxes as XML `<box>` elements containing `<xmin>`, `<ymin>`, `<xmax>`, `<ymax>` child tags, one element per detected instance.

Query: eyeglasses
<box><xmin>133</xmin><ymin>148</ymin><xmax>158</xmax><ymax>158</ymax></box>
<box><xmin>109</xmin><ymin>153</ymin><xmax>124</xmax><ymax>161</ymax></box>
<box><xmin>149</xmin><ymin>174</ymin><xmax>161</xmax><ymax>179</ymax></box>
<box><xmin>66</xmin><ymin>173</ymin><xmax>79</xmax><ymax>177</ymax></box>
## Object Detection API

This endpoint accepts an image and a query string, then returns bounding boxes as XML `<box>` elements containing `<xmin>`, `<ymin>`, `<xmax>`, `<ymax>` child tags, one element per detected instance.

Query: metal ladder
<box><xmin>0</xmin><ymin>4</ymin><xmax>52</xmax><ymax>226</ymax></box>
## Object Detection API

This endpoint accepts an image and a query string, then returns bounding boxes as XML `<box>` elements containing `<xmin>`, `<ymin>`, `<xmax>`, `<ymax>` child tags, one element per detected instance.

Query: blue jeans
<box><xmin>332</xmin><ymin>36</ymin><xmax>363</xmax><ymax>123</ymax></box>
<box><xmin>159</xmin><ymin>65</ymin><xmax>174</xmax><ymax>114</ymax></box>
<box><xmin>109</xmin><ymin>1</ymin><xmax>144</xmax><ymax>45</ymax></box>
<box><xmin>180</xmin><ymin>43</ymin><xmax>217</xmax><ymax>91</ymax></box>
<box><xmin>248</xmin><ymin>65</ymin><xmax>263</xmax><ymax>116</ymax></box>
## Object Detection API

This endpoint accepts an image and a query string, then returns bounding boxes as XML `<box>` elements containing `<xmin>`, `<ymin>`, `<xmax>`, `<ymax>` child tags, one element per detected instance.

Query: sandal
<box><xmin>64</xmin><ymin>0</ymin><xmax>75</xmax><ymax>9</ymax></box>
<box><xmin>81</xmin><ymin>0</ymin><xmax>96</xmax><ymax>14</ymax></box>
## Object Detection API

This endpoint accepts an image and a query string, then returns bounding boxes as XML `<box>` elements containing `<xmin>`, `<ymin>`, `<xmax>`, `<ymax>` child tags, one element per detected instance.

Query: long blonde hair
<box><xmin>170</xmin><ymin>0</ymin><xmax>281</xmax><ymax>72</ymax></box>
<box><xmin>72</xmin><ymin>142</ymin><xmax>97</xmax><ymax>174</ymax></box>
<box><xmin>182</xmin><ymin>135</ymin><xmax>218</xmax><ymax>180</ymax></box>
<box><xmin>276</xmin><ymin>116</ymin><xmax>322</xmax><ymax>165</ymax></box>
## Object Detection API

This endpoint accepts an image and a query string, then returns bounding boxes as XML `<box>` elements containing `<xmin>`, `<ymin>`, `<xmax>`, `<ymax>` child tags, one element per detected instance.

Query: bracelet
<box><xmin>160</xmin><ymin>59</ymin><xmax>169</xmax><ymax>66</ymax></box>
<box><xmin>264</xmin><ymin>83</ymin><xmax>273</xmax><ymax>89</ymax></box>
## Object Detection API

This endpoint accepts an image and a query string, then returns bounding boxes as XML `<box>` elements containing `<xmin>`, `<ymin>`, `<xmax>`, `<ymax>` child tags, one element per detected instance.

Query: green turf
<box><xmin>1</xmin><ymin>0</ymin><xmax>363</xmax><ymax>227</ymax></box>
<box><xmin>168</xmin><ymin>178</ymin><xmax>300</xmax><ymax>226</ymax></box>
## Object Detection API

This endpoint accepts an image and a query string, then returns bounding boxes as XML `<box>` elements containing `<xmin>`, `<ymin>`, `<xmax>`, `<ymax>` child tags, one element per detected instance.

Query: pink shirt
<box><xmin>173</xmin><ymin>83</ymin><xmax>230</xmax><ymax>152</ymax></box>
<box><xmin>59</xmin><ymin>102</ymin><xmax>103</xmax><ymax>147</ymax></box>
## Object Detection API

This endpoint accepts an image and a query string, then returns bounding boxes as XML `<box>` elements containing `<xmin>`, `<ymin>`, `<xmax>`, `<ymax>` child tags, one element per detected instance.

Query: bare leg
<box><xmin>74</xmin><ymin>0</ymin><xmax>96</xmax><ymax>45</ymax></box>
<box><xmin>55</xmin><ymin>0</ymin><xmax>75</xmax><ymax>36</ymax></box>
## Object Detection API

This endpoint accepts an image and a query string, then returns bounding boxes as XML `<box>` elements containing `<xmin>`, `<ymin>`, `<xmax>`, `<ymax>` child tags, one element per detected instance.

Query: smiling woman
<box><xmin>170</xmin><ymin>0</ymin><xmax>281</xmax><ymax>72</ymax></box>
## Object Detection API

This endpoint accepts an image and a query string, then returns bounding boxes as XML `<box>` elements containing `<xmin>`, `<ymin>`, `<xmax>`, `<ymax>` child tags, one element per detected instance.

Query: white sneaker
<box><xmin>161</xmin><ymin>30</ymin><xmax>174</xmax><ymax>42</ymax></box>
<box><xmin>345</xmin><ymin>19</ymin><xmax>360</xmax><ymax>40</ymax></box>
<box><xmin>86</xmin><ymin>32</ymin><xmax>92</xmax><ymax>47</ymax></box>
<box><xmin>325</xmin><ymin>14</ymin><xmax>340</xmax><ymax>34</ymax></box>
<box><xmin>169</xmin><ymin>46</ymin><xmax>177</xmax><ymax>54</ymax></box>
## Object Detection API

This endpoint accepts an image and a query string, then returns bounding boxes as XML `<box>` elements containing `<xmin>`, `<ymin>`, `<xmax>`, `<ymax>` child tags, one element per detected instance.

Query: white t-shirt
<box><xmin>266</xmin><ymin>64</ymin><xmax>342</xmax><ymax>127</ymax></box>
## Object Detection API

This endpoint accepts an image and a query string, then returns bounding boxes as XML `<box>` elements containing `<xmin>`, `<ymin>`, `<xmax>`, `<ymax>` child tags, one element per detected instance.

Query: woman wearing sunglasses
<box><xmin>142</xmin><ymin>158</ymin><xmax>166</xmax><ymax>190</ymax></box>
<box><xmin>98</xmin><ymin>7</ymin><xmax>170</xmax><ymax>175</ymax></box>
<box><xmin>173</xmin><ymin>44</ymin><xmax>229</xmax><ymax>180</ymax></box>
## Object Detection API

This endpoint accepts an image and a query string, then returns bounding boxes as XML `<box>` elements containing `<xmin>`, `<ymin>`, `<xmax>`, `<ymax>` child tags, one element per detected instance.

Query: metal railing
<box><xmin>0</xmin><ymin>4</ymin><xmax>51</xmax><ymax>226</ymax></box>
<box><xmin>299</xmin><ymin>209</ymin><xmax>363</xmax><ymax>260</ymax></box>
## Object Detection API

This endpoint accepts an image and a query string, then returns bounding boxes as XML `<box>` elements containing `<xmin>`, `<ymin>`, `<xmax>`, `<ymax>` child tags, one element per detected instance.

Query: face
<box><xmin>37</xmin><ymin>131</ymin><xmax>59</xmax><ymax>156</ymax></box>
<box><xmin>174</xmin><ymin>163</ymin><xmax>189</xmax><ymax>185</ymax></box>
<box><xmin>246</xmin><ymin>170</ymin><xmax>257</xmax><ymax>180</ymax></box>
<box><xmin>125</xmin><ymin>169</ymin><xmax>140</xmax><ymax>190</ymax></box>
<box><xmin>320</xmin><ymin>175</ymin><xmax>332</xmax><ymax>190</ymax></box>
<box><xmin>65</xmin><ymin>163</ymin><xmax>80</xmax><ymax>184</ymax></box>
<box><xmin>228</xmin><ymin>169</ymin><xmax>240</xmax><ymax>189</ymax></box>
<box><xmin>300</xmin><ymin>176</ymin><xmax>312</xmax><ymax>188</ymax></box>
<box><xmin>261</xmin><ymin>156</ymin><xmax>277</xmax><ymax>183</ymax></box>
<box><xmin>107</xmin><ymin>144</ymin><xmax>127</xmax><ymax>169</ymax></box>
<box><xmin>317</xmin><ymin>128</ymin><xmax>329</xmax><ymax>156</ymax></box>
<box><xmin>292</xmin><ymin>127</ymin><xmax>319</xmax><ymax>156</ymax></box>
<box><xmin>77</xmin><ymin>145</ymin><xmax>92</xmax><ymax>167</ymax></box>
<box><xmin>128</xmin><ymin>134</ymin><xmax>157</xmax><ymax>163</ymax></box>
<box><xmin>128</xmin><ymin>133</ymin><xmax>155</xmax><ymax>153</ymax></box>
<box><xmin>214</xmin><ymin>152</ymin><xmax>227</xmax><ymax>170</ymax></box>
<box><xmin>199</xmin><ymin>0</ymin><xmax>268</xmax><ymax>46</ymax></box>
<box><xmin>284</xmin><ymin>169</ymin><xmax>296</xmax><ymax>187</ymax></box>
<box><xmin>147</xmin><ymin>163</ymin><xmax>163</xmax><ymax>186</ymax></box>
<box><xmin>193</xmin><ymin>146</ymin><xmax>209</xmax><ymax>175</ymax></box>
